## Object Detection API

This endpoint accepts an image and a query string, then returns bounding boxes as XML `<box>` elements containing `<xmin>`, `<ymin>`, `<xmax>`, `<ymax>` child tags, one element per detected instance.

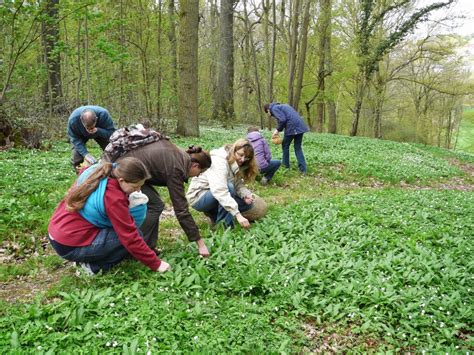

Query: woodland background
<box><xmin>0</xmin><ymin>0</ymin><xmax>473</xmax><ymax>150</ymax></box>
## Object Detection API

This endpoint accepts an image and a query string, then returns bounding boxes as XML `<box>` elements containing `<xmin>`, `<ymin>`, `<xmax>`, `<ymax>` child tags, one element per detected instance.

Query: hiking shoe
<box><xmin>75</xmin><ymin>262</ymin><xmax>97</xmax><ymax>276</ymax></box>
<box><xmin>261</xmin><ymin>177</ymin><xmax>269</xmax><ymax>186</ymax></box>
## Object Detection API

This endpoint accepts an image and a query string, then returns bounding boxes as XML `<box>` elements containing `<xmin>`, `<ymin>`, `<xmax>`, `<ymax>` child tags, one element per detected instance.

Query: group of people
<box><xmin>48</xmin><ymin>103</ymin><xmax>309</xmax><ymax>275</ymax></box>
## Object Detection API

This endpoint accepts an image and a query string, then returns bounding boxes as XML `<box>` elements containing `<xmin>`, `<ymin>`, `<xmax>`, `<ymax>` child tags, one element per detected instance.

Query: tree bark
<box><xmin>293</xmin><ymin>0</ymin><xmax>311</xmax><ymax>112</ymax></box>
<box><xmin>41</xmin><ymin>0</ymin><xmax>62</xmax><ymax>114</ymax></box>
<box><xmin>168</xmin><ymin>0</ymin><xmax>178</xmax><ymax>114</ymax></box>
<box><xmin>213</xmin><ymin>0</ymin><xmax>235</xmax><ymax>127</ymax></box>
<box><xmin>177</xmin><ymin>0</ymin><xmax>199</xmax><ymax>136</ymax></box>
<box><xmin>243</xmin><ymin>0</ymin><xmax>264</xmax><ymax>128</ymax></box>
<box><xmin>287</xmin><ymin>0</ymin><xmax>301</xmax><ymax>107</ymax></box>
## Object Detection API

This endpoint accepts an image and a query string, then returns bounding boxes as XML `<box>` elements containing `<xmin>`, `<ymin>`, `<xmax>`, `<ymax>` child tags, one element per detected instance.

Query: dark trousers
<box><xmin>282</xmin><ymin>133</ymin><xmax>307</xmax><ymax>173</ymax></box>
<box><xmin>191</xmin><ymin>183</ymin><xmax>253</xmax><ymax>227</ymax></box>
<box><xmin>260</xmin><ymin>159</ymin><xmax>281</xmax><ymax>180</ymax></box>
<box><xmin>139</xmin><ymin>184</ymin><xmax>165</xmax><ymax>249</ymax></box>
<box><xmin>71</xmin><ymin>137</ymin><xmax>110</xmax><ymax>168</ymax></box>
<box><xmin>49</xmin><ymin>229</ymin><xmax>132</xmax><ymax>274</ymax></box>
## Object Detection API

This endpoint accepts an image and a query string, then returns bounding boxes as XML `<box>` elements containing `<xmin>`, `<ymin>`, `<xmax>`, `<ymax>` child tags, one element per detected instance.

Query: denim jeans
<box><xmin>282</xmin><ymin>133</ymin><xmax>307</xmax><ymax>173</ymax></box>
<box><xmin>260</xmin><ymin>159</ymin><xmax>281</xmax><ymax>180</ymax></box>
<box><xmin>52</xmin><ymin>228</ymin><xmax>134</xmax><ymax>273</ymax></box>
<box><xmin>192</xmin><ymin>183</ymin><xmax>253</xmax><ymax>227</ymax></box>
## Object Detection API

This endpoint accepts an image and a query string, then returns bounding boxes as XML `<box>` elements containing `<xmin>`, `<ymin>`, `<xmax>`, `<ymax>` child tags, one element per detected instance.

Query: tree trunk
<box><xmin>243</xmin><ymin>0</ymin><xmax>264</xmax><ymax>128</ymax></box>
<box><xmin>76</xmin><ymin>19</ymin><xmax>82</xmax><ymax>106</ymax></box>
<box><xmin>177</xmin><ymin>0</ymin><xmax>199</xmax><ymax>136</ymax></box>
<box><xmin>168</xmin><ymin>0</ymin><xmax>178</xmax><ymax>115</ymax></box>
<box><xmin>84</xmin><ymin>7</ymin><xmax>91</xmax><ymax>104</ymax></box>
<box><xmin>268</xmin><ymin>0</ymin><xmax>277</xmax><ymax>129</ymax></box>
<box><xmin>41</xmin><ymin>0</ymin><xmax>62</xmax><ymax>114</ymax></box>
<box><xmin>350</xmin><ymin>72</ymin><xmax>367</xmax><ymax>136</ymax></box>
<box><xmin>293</xmin><ymin>0</ymin><xmax>311</xmax><ymax>112</ymax></box>
<box><xmin>155</xmin><ymin>0</ymin><xmax>163</xmax><ymax>127</ymax></box>
<box><xmin>287</xmin><ymin>0</ymin><xmax>301</xmax><ymax>107</ymax></box>
<box><xmin>213</xmin><ymin>0</ymin><xmax>235</xmax><ymax>127</ymax></box>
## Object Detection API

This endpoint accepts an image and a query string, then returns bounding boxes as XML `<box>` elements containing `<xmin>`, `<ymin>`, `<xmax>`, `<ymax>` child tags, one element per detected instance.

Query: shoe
<box><xmin>261</xmin><ymin>177</ymin><xmax>269</xmax><ymax>186</ymax></box>
<box><xmin>75</xmin><ymin>262</ymin><xmax>96</xmax><ymax>276</ymax></box>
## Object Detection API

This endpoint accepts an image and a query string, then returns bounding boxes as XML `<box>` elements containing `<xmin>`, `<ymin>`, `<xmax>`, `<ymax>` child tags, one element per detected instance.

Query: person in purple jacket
<box><xmin>247</xmin><ymin>126</ymin><xmax>281</xmax><ymax>185</ymax></box>
<box><xmin>264</xmin><ymin>103</ymin><xmax>309</xmax><ymax>174</ymax></box>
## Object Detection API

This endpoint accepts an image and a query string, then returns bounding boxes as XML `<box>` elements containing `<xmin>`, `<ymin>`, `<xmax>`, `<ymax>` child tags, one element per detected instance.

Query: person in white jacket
<box><xmin>186</xmin><ymin>139</ymin><xmax>259</xmax><ymax>229</ymax></box>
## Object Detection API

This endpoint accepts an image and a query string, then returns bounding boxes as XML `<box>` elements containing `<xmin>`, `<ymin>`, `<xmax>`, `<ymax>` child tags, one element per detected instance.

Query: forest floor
<box><xmin>1</xmin><ymin>129</ymin><xmax>473</xmax><ymax>352</ymax></box>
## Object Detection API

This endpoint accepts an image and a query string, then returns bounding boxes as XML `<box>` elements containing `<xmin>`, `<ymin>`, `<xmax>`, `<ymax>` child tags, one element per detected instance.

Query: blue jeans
<box><xmin>53</xmin><ymin>228</ymin><xmax>133</xmax><ymax>273</ymax></box>
<box><xmin>282</xmin><ymin>133</ymin><xmax>307</xmax><ymax>173</ymax></box>
<box><xmin>260</xmin><ymin>159</ymin><xmax>281</xmax><ymax>180</ymax></box>
<box><xmin>192</xmin><ymin>183</ymin><xmax>253</xmax><ymax>227</ymax></box>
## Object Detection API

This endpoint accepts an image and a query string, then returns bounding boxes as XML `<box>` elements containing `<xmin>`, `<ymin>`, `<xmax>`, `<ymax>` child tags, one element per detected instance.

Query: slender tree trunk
<box><xmin>119</xmin><ymin>0</ymin><xmax>125</xmax><ymax>121</ymax></box>
<box><xmin>293</xmin><ymin>0</ymin><xmax>311</xmax><ymax>112</ymax></box>
<box><xmin>287</xmin><ymin>0</ymin><xmax>301</xmax><ymax>107</ymax></box>
<box><xmin>268</xmin><ymin>0</ymin><xmax>277</xmax><ymax>129</ymax></box>
<box><xmin>177</xmin><ymin>0</ymin><xmax>199</xmax><ymax>136</ymax></box>
<box><xmin>315</xmin><ymin>0</ymin><xmax>331</xmax><ymax>132</ymax></box>
<box><xmin>84</xmin><ymin>7</ymin><xmax>91</xmax><ymax>104</ymax></box>
<box><xmin>155</xmin><ymin>0</ymin><xmax>163</xmax><ymax>127</ymax></box>
<box><xmin>41</xmin><ymin>0</ymin><xmax>62</xmax><ymax>114</ymax></box>
<box><xmin>373</xmin><ymin>67</ymin><xmax>386</xmax><ymax>139</ymax></box>
<box><xmin>350</xmin><ymin>72</ymin><xmax>367</xmax><ymax>136</ymax></box>
<box><xmin>76</xmin><ymin>19</ymin><xmax>82</xmax><ymax>106</ymax></box>
<box><xmin>168</xmin><ymin>0</ymin><xmax>178</xmax><ymax>115</ymax></box>
<box><xmin>243</xmin><ymin>0</ymin><xmax>264</xmax><ymax>128</ymax></box>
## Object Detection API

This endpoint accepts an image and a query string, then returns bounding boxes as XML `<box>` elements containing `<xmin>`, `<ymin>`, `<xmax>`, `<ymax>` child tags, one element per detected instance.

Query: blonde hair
<box><xmin>226</xmin><ymin>138</ymin><xmax>258</xmax><ymax>182</ymax></box>
<box><xmin>65</xmin><ymin>157</ymin><xmax>150</xmax><ymax>212</ymax></box>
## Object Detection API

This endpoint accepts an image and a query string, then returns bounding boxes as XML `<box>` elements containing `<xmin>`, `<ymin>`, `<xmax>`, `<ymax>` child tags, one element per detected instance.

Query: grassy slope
<box><xmin>456</xmin><ymin>108</ymin><xmax>474</xmax><ymax>154</ymax></box>
<box><xmin>0</xmin><ymin>128</ymin><xmax>473</xmax><ymax>352</ymax></box>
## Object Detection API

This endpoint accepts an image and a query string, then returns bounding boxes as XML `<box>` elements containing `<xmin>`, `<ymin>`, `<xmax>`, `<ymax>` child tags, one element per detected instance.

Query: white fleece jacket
<box><xmin>186</xmin><ymin>146</ymin><xmax>252</xmax><ymax>216</ymax></box>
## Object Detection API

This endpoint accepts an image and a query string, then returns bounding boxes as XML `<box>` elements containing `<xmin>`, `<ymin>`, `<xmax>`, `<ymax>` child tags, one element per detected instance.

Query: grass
<box><xmin>456</xmin><ymin>108</ymin><xmax>474</xmax><ymax>154</ymax></box>
<box><xmin>0</xmin><ymin>127</ymin><xmax>473</xmax><ymax>352</ymax></box>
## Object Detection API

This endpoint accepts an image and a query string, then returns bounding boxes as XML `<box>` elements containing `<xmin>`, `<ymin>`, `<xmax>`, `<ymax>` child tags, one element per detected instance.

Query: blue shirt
<box><xmin>67</xmin><ymin>105</ymin><xmax>116</xmax><ymax>156</ymax></box>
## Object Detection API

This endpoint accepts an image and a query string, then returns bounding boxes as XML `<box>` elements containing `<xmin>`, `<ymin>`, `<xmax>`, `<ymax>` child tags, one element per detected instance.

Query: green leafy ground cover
<box><xmin>0</xmin><ymin>127</ymin><xmax>473</xmax><ymax>352</ymax></box>
<box><xmin>456</xmin><ymin>108</ymin><xmax>474</xmax><ymax>154</ymax></box>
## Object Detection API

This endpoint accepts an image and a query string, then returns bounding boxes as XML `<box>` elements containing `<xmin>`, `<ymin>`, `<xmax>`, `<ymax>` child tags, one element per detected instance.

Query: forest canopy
<box><xmin>0</xmin><ymin>0</ymin><xmax>472</xmax><ymax>149</ymax></box>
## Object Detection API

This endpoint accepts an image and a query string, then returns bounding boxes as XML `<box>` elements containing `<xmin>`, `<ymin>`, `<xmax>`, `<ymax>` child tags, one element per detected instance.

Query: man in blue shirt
<box><xmin>67</xmin><ymin>105</ymin><xmax>116</xmax><ymax>172</ymax></box>
<box><xmin>264</xmin><ymin>103</ymin><xmax>309</xmax><ymax>174</ymax></box>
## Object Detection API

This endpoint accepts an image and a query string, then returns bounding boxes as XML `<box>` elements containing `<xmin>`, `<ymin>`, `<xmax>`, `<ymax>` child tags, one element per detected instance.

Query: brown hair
<box><xmin>187</xmin><ymin>145</ymin><xmax>211</xmax><ymax>170</ymax></box>
<box><xmin>247</xmin><ymin>126</ymin><xmax>260</xmax><ymax>133</ymax></box>
<box><xmin>65</xmin><ymin>157</ymin><xmax>150</xmax><ymax>212</ymax></box>
<box><xmin>226</xmin><ymin>138</ymin><xmax>258</xmax><ymax>182</ymax></box>
<box><xmin>263</xmin><ymin>104</ymin><xmax>270</xmax><ymax>113</ymax></box>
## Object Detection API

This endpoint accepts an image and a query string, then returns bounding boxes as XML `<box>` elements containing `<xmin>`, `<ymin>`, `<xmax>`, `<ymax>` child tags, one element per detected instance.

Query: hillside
<box><xmin>0</xmin><ymin>128</ymin><xmax>473</xmax><ymax>352</ymax></box>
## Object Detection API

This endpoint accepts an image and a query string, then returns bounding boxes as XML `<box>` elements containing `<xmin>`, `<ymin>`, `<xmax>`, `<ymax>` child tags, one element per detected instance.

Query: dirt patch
<box><xmin>448</xmin><ymin>158</ymin><xmax>474</xmax><ymax>177</ymax></box>
<box><xmin>302</xmin><ymin>321</ymin><xmax>382</xmax><ymax>352</ymax></box>
<box><xmin>0</xmin><ymin>264</ymin><xmax>71</xmax><ymax>303</ymax></box>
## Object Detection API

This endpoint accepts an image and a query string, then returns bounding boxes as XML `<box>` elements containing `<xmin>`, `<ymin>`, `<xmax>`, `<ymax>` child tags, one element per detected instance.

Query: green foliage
<box><xmin>0</xmin><ymin>129</ymin><xmax>472</xmax><ymax>352</ymax></box>
<box><xmin>457</xmin><ymin>108</ymin><xmax>474</xmax><ymax>154</ymax></box>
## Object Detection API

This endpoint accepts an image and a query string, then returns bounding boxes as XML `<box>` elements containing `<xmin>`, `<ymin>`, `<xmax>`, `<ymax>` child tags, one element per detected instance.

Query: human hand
<box><xmin>84</xmin><ymin>154</ymin><xmax>97</xmax><ymax>165</ymax></box>
<box><xmin>196</xmin><ymin>239</ymin><xmax>210</xmax><ymax>257</ymax></box>
<box><xmin>272</xmin><ymin>130</ymin><xmax>279</xmax><ymax>137</ymax></box>
<box><xmin>236</xmin><ymin>213</ymin><xmax>250</xmax><ymax>229</ymax></box>
<box><xmin>243</xmin><ymin>195</ymin><xmax>254</xmax><ymax>205</ymax></box>
<box><xmin>158</xmin><ymin>260</ymin><xmax>171</xmax><ymax>272</ymax></box>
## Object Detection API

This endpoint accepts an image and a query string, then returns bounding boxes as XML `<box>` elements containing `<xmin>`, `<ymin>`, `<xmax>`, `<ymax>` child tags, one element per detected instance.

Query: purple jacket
<box><xmin>269</xmin><ymin>103</ymin><xmax>309</xmax><ymax>136</ymax></box>
<box><xmin>247</xmin><ymin>131</ymin><xmax>271</xmax><ymax>170</ymax></box>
